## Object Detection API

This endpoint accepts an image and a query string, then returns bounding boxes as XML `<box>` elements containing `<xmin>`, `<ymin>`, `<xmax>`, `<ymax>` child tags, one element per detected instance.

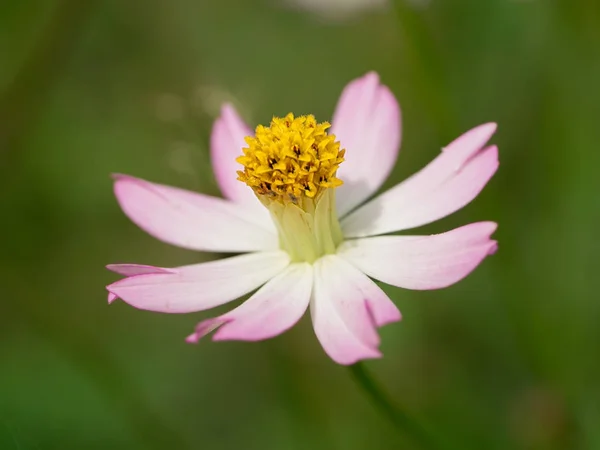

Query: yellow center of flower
<box><xmin>235</xmin><ymin>113</ymin><xmax>345</xmax><ymax>263</ymax></box>
<box><xmin>236</xmin><ymin>113</ymin><xmax>345</xmax><ymax>206</ymax></box>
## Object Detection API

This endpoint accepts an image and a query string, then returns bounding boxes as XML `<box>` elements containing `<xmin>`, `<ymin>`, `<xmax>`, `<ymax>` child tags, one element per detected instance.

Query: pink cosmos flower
<box><xmin>106</xmin><ymin>72</ymin><xmax>498</xmax><ymax>365</ymax></box>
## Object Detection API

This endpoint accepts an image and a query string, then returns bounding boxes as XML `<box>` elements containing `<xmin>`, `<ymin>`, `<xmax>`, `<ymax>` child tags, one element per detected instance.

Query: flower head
<box><xmin>106</xmin><ymin>72</ymin><xmax>498</xmax><ymax>365</ymax></box>
<box><xmin>236</xmin><ymin>113</ymin><xmax>345</xmax><ymax>203</ymax></box>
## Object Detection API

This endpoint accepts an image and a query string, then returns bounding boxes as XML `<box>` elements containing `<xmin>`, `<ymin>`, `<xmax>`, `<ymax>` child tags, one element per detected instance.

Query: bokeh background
<box><xmin>1</xmin><ymin>0</ymin><xmax>599</xmax><ymax>449</ymax></box>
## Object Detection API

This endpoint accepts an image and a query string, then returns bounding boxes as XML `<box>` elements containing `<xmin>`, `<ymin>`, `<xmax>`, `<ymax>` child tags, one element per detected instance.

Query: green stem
<box><xmin>348</xmin><ymin>362</ymin><xmax>442</xmax><ymax>450</ymax></box>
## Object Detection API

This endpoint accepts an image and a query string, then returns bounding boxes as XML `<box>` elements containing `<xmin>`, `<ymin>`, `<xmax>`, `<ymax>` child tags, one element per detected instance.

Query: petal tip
<box><xmin>443</xmin><ymin>122</ymin><xmax>498</xmax><ymax>154</ymax></box>
<box><xmin>111</xmin><ymin>173</ymin><xmax>132</xmax><ymax>182</ymax></box>
<box><xmin>484</xmin><ymin>143</ymin><xmax>499</xmax><ymax>156</ymax></box>
<box><xmin>469</xmin><ymin>122</ymin><xmax>497</xmax><ymax>139</ymax></box>
<box><xmin>481</xmin><ymin>122</ymin><xmax>498</xmax><ymax>133</ymax></box>
<box><xmin>188</xmin><ymin>318</ymin><xmax>228</xmax><ymax>343</ymax></box>
<box><xmin>337</xmin><ymin>350</ymin><xmax>383</xmax><ymax>366</ymax></box>
<box><xmin>220</xmin><ymin>102</ymin><xmax>235</xmax><ymax>116</ymax></box>
<box><xmin>107</xmin><ymin>290</ymin><xmax>118</xmax><ymax>304</ymax></box>
<box><xmin>112</xmin><ymin>173</ymin><xmax>139</xmax><ymax>185</ymax></box>
<box><xmin>219</xmin><ymin>103</ymin><xmax>246</xmax><ymax>126</ymax></box>
<box><xmin>112</xmin><ymin>174</ymin><xmax>146</xmax><ymax>200</ymax></box>
<box><xmin>479</xmin><ymin>221</ymin><xmax>498</xmax><ymax>236</ymax></box>
<box><xmin>363</xmin><ymin>70</ymin><xmax>380</xmax><ymax>83</ymax></box>
<box><xmin>378</xmin><ymin>310</ymin><xmax>402</xmax><ymax>326</ymax></box>
<box><xmin>185</xmin><ymin>333</ymin><xmax>200</xmax><ymax>344</ymax></box>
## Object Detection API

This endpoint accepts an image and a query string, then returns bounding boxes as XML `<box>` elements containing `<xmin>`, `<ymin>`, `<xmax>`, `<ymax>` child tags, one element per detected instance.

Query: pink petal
<box><xmin>113</xmin><ymin>174</ymin><xmax>277</xmax><ymax>253</ymax></box>
<box><xmin>106</xmin><ymin>251</ymin><xmax>290</xmax><ymax>313</ymax></box>
<box><xmin>331</xmin><ymin>72</ymin><xmax>402</xmax><ymax>217</ymax></box>
<box><xmin>342</xmin><ymin>124</ymin><xmax>498</xmax><ymax>237</ymax></box>
<box><xmin>311</xmin><ymin>255</ymin><xmax>398</xmax><ymax>365</ymax></box>
<box><xmin>106</xmin><ymin>264</ymin><xmax>171</xmax><ymax>303</ymax></box>
<box><xmin>186</xmin><ymin>263</ymin><xmax>312</xmax><ymax>342</ymax></box>
<box><xmin>210</xmin><ymin>104</ymin><xmax>267</xmax><ymax>213</ymax></box>
<box><xmin>338</xmin><ymin>222</ymin><xmax>498</xmax><ymax>290</ymax></box>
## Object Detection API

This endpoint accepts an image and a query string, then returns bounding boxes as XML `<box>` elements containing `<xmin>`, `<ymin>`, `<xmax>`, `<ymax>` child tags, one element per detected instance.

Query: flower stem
<box><xmin>348</xmin><ymin>362</ymin><xmax>442</xmax><ymax>450</ymax></box>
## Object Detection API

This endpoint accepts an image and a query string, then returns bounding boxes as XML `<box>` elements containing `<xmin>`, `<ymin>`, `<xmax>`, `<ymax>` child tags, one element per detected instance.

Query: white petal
<box><xmin>338</xmin><ymin>222</ymin><xmax>498</xmax><ymax>290</ymax></box>
<box><xmin>186</xmin><ymin>263</ymin><xmax>312</xmax><ymax>342</ymax></box>
<box><xmin>106</xmin><ymin>251</ymin><xmax>290</xmax><ymax>313</ymax></box>
<box><xmin>342</xmin><ymin>123</ymin><xmax>497</xmax><ymax>237</ymax></box>
<box><xmin>331</xmin><ymin>72</ymin><xmax>402</xmax><ymax>217</ymax></box>
<box><xmin>311</xmin><ymin>255</ymin><xmax>399</xmax><ymax>365</ymax></box>
<box><xmin>113</xmin><ymin>174</ymin><xmax>277</xmax><ymax>252</ymax></box>
<box><xmin>210</xmin><ymin>104</ymin><xmax>269</xmax><ymax>215</ymax></box>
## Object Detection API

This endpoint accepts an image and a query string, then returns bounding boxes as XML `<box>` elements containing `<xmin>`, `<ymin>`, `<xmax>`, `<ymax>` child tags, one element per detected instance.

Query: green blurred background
<box><xmin>1</xmin><ymin>0</ymin><xmax>599</xmax><ymax>449</ymax></box>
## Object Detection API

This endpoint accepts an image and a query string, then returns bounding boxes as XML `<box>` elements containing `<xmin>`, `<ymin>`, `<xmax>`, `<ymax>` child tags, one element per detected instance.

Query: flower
<box><xmin>106</xmin><ymin>72</ymin><xmax>498</xmax><ymax>365</ymax></box>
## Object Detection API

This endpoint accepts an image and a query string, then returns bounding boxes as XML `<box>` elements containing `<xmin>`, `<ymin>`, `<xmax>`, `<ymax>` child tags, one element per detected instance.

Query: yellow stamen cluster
<box><xmin>236</xmin><ymin>113</ymin><xmax>345</xmax><ymax>205</ymax></box>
